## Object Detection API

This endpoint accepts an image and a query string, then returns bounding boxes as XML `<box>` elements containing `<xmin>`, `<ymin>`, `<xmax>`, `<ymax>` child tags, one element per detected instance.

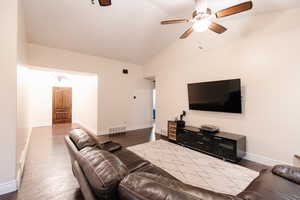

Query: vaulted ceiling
<box><xmin>24</xmin><ymin>0</ymin><xmax>300</xmax><ymax>65</ymax></box>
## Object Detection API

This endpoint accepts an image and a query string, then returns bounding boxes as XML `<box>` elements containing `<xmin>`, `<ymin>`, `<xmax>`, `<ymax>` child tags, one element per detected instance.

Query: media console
<box><xmin>168</xmin><ymin>121</ymin><xmax>246</xmax><ymax>163</ymax></box>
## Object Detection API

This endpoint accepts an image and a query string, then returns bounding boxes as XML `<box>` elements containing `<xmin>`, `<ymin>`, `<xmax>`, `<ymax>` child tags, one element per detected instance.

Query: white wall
<box><xmin>144</xmin><ymin>8</ymin><xmax>300</xmax><ymax>166</ymax></box>
<box><xmin>73</xmin><ymin>75</ymin><xmax>98</xmax><ymax>134</ymax></box>
<box><xmin>27</xmin><ymin>44</ymin><xmax>153</xmax><ymax>135</ymax></box>
<box><xmin>0</xmin><ymin>0</ymin><xmax>18</xmax><ymax>194</ymax></box>
<box><xmin>26</xmin><ymin>69</ymin><xmax>53</xmax><ymax>127</ymax></box>
<box><xmin>16</xmin><ymin>0</ymin><xmax>31</xmax><ymax>187</ymax></box>
<box><xmin>16</xmin><ymin>66</ymin><xmax>31</xmax><ymax>187</ymax></box>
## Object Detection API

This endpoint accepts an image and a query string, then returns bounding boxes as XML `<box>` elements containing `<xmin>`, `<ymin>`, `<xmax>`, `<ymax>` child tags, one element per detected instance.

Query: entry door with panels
<box><xmin>52</xmin><ymin>87</ymin><xmax>72</xmax><ymax>124</ymax></box>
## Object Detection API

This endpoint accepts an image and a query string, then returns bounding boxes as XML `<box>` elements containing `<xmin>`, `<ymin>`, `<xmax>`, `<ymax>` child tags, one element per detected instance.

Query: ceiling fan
<box><xmin>161</xmin><ymin>0</ymin><xmax>253</xmax><ymax>39</ymax></box>
<box><xmin>91</xmin><ymin>0</ymin><xmax>112</xmax><ymax>6</ymax></box>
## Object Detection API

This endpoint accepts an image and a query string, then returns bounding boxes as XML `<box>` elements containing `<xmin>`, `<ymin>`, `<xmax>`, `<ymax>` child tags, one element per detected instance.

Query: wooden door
<box><xmin>52</xmin><ymin>87</ymin><xmax>72</xmax><ymax>124</ymax></box>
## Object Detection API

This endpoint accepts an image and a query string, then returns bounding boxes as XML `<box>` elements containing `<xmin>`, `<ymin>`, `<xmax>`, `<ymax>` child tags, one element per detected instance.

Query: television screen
<box><xmin>188</xmin><ymin>79</ymin><xmax>242</xmax><ymax>113</ymax></box>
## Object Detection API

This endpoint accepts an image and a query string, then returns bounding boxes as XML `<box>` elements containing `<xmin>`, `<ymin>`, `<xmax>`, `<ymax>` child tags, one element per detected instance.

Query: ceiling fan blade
<box><xmin>161</xmin><ymin>19</ymin><xmax>190</xmax><ymax>25</ymax></box>
<box><xmin>215</xmin><ymin>1</ymin><xmax>253</xmax><ymax>18</ymax></box>
<box><xmin>98</xmin><ymin>0</ymin><xmax>111</xmax><ymax>6</ymax></box>
<box><xmin>209</xmin><ymin>23</ymin><xmax>227</xmax><ymax>34</ymax></box>
<box><xmin>180</xmin><ymin>27</ymin><xmax>193</xmax><ymax>39</ymax></box>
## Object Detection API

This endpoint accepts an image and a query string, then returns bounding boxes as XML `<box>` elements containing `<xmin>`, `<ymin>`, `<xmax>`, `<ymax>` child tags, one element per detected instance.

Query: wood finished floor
<box><xmin>0</xmin><ymin>123</ymin><xmax>269</xmax><ymax>200</ymax></box>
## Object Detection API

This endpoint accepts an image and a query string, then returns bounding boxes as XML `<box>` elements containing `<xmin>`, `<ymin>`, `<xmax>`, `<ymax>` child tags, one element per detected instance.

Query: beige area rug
<box><xmin>128</xmin><ymin>140</ymin><xmax>259</xmax><ymax>195</ymax></box>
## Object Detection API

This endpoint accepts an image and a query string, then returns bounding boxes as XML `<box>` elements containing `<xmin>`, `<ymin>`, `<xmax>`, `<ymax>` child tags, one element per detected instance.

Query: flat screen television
<box><xmin>188</xmin><ymin>79</ymin><xmax>242</xmax><ymax>113</ymax></box>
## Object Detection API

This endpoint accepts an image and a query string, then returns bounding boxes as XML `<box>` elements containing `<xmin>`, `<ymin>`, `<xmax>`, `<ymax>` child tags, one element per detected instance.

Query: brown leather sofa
<box><xmin>65</xmin><ymin>129</ymin><xmax>300</xmax><ymax>200</ymax></box>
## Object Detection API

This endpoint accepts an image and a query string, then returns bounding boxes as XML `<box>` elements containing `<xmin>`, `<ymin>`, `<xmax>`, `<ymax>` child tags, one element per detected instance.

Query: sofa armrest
<box><xmin>97</xmin><ymin>141</ymin><xmax>122</xmax><ymax>152</ymax></box>
<box><xmin>119</xmin><ymin>172</ymin><xmax>242</xmax><ymax>200</ymax></box>
<box><xmin>272</xmin><ymin>165</ymin><xmax>300</xmax><ymax>185</ymax></box>
<box><xmin>73</xmin><ymin>161</ymin><xmax>97</xmax><ymax>200</ymax></box>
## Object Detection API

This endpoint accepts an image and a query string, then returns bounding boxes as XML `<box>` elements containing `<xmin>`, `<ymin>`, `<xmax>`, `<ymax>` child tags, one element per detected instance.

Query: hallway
<box><xmin>0</xmin><ymin>124</ymin><xmax>158</xmax><ymax>200</ymax></box>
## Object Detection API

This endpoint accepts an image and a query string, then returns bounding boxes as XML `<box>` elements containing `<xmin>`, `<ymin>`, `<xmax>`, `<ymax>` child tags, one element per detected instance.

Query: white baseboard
<box><xmin>16</xmin><ymin>127</ymin><xmax>32</xmax><ymax>189</ymax></box>
<box><xmin>0</xmin><ymin>180</ymin><xmax>17</xmax><ymax>195</ymax></box>
<box><xmin>127</xmin><ymin>124</ymin><xmax>153</xmax><ymax>132</ymax></box>
<box><xmin>32</xmin><ymin>122</ymin><xmax>52</xmax><ymax>128</ymax></box>
<box><xmin>245</xmin><ymin>152</ymin><xmax>290</xmax><ymax>167</ymax></box>
<box><xmin>75</xmin><ymin>121</ymin><xmax>97</xmax><ymax>136</ymax></box>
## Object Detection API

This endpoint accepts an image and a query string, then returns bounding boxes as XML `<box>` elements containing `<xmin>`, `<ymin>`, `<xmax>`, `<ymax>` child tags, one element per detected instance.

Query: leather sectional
<box><xmin>65</xmin><ymin>129</ymin><xmax>300</xmax><ymax>200</ymax></box>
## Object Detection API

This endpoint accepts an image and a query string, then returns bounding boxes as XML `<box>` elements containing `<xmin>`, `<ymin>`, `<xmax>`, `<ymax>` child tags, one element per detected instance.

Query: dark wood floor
<box><xmin>0</xmin><ymin>123</ymin><xmax>268</xmax><ymax>200</ymax></box>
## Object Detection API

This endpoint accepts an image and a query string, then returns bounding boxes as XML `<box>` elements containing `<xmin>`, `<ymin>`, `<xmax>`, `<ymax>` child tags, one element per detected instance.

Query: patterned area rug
<box><xmin>128</xmin><ymin>140</ymin><xmax>259</xmax><ymax>195</ymax></box>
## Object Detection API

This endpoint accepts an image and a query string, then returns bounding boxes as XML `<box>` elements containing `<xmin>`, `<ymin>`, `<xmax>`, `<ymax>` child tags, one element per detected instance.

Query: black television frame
<box><xmin>187</xmin><ymin>79</ymin><xmax>242</xmax><ymax>114</ymax></box>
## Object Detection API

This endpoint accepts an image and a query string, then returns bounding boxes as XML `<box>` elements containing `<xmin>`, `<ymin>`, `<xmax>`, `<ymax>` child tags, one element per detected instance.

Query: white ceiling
<box><xmin>24</xmin><ymin>0</ymin><xmax>300</xmax><ymax>65</ymax></box>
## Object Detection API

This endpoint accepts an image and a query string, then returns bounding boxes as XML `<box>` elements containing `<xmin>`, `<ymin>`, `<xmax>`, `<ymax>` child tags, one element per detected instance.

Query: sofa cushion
<box><xmin>114</xmin><ymin>149</ymin><xmax>150</xmax><ymax>173</ymax></box>
<box><xmin>119</xmin><ymin>172</ymin><xmax>241</xmax><ymax>200</ymax></box>
<box><xmin>77</xmin><ymin>146</ymin><xmax>128</xmax><ymax>200</ymax></box>
<box><xmin>272</xmin><ymin>165</ymin><xmax>300</xmax><ymax>185</ymax></box>
<box><xmin>70</xmin><ymin>129</ymin><xmax>96</xmax><ymax>150</ymax></box>
<box><xmin>237</xmin><ymin>168</ymin><xmax>300</xmax><ymax>200</ymax></box>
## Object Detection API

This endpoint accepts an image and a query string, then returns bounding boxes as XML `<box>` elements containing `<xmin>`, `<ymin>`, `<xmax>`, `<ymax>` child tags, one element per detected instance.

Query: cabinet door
<box><xmin>195</xmin><ymin>134</ymin><xmax>213</xmax><ymax>152</ymax></box>
<box><xmin>214</xmin><ymin>138</ymin><xmax>237</xmax><ymax>161</ymax></box>
<box><xmin>176</xmin><ymin>131</ymin><xmax>184</xmax><ymax>143</ymax></box>
<box><xmin>177</xmin><ymin>130</ymin><xmax>193</xmax><ymax>145</ymax></box>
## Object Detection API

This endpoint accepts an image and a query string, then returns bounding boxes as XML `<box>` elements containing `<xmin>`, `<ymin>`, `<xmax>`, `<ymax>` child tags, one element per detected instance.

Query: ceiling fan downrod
<box><xmin>195</xmin><ymin>0</ymin><xmax>208</xmax><ymax>14</ymax></box>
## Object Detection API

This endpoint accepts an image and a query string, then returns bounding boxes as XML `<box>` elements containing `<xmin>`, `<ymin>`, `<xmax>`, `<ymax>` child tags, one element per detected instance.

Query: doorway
<box><xmin>52</xmin><ymin>87</ymin><xmax>72</xmax><ymax>124</ymax></box>
<box><xmin>153</xmin><ymin>88</ymin><xmax>156</xmax><ymax>121</ymax></box>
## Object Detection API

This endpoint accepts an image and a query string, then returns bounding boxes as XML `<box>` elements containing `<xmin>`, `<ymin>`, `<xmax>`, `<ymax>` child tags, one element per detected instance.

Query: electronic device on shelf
<box><xmin>184</xmin><ymin>126</ymin><xmax>201</xmax><ymax>133</ymax></box>
<box><xmin>200</xmin><ymin>124</ymin><xmax>219</xmax><ymax>134</ymax></box>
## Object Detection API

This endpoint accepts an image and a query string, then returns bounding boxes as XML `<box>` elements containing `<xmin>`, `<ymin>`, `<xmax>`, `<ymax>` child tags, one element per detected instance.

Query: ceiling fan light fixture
<box><xmin>193</xmin><ymin>20</ymin><xmax>211</xmax><ymax>32</ymax></box>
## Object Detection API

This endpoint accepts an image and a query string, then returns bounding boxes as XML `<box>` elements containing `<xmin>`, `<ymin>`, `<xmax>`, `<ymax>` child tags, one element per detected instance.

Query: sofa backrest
<box><xmin>69</xmin><ymin>129</ymin><xmax>96</xmax><ymax>150</ymax></box>
<box><xmin>76</xmin><ymin>146</ymin><xmax>129</xmax><ymax>200</ymax></box>
<box><xmin>238</xmin><ymin>168</ymin><xmax>300</xmax><ymax>200</ymax></box>
<box><xmin>119</xmin><ymin>172</ymin><xmax>241</xmax><ymax>200</ymax></box>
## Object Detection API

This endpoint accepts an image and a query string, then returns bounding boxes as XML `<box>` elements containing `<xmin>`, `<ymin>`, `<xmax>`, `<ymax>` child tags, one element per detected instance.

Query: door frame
<box><xmin>52</xmin><ymin>87</ymin><xmax>73</xmax><ymax>124</ymax></box>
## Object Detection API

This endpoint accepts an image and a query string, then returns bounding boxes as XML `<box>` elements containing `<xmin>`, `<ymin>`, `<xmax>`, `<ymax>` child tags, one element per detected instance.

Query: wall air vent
<box><xmin>108</xmin><ymin>126</ymin><xmax>127</xmax><ymax>136</ymax></box>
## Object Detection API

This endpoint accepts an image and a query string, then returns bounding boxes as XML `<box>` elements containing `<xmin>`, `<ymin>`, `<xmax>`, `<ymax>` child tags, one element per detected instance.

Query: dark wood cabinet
<box><xmin>175</xmin><ymin>125</ymin><xmax>246</xmax><ymax>163</ymax></box>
